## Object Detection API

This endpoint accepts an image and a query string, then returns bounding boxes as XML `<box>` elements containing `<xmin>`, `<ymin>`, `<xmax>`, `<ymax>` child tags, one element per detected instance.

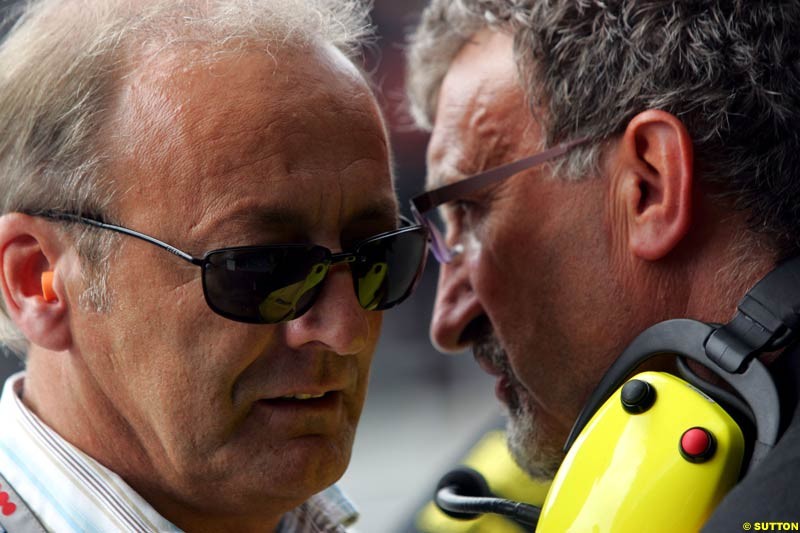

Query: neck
<box><xmin>670</xmin><ymin>194</ymin><xmax>776</xmax><ymax>323</ymax></box>
<box><xmin>682</xmin><ymin>234</ymin><xmax>775</xmax><ymax>324</ymax></box>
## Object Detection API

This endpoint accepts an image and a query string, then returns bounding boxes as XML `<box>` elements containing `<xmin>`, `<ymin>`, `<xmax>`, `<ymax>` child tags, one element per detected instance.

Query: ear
<box><xmin>614</xmin><ymin>110</ymin><xmax>694</xmax><ymax>261</ymax></box>
<box><xmin>0</xmin><ymin>213</ymin><xmax>75</xmax><ymax>351</ymax></box>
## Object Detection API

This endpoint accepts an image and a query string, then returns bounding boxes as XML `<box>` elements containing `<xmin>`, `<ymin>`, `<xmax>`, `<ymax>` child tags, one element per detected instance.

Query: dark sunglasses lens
<box><xmin>353</xmin><ymin>227</ymin><xmax>427</xmax><ymax>310</ymax></box>
<box><xmin>203</xmin><ymin>246</ymin><xmax>330</xmax><ymax>323</ymax></box>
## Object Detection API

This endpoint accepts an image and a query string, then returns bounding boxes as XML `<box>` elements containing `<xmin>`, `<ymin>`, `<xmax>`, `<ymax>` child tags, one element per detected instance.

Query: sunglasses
<box><xmin>37</xmin><ymin>212</ymin><xmax>429</xmax><ymax>324</ymax></box>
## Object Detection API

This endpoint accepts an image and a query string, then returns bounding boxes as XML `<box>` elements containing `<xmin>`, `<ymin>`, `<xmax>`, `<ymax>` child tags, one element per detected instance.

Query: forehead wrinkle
<box><xmin>428</xmin><ymin>94</ymin><xmax>513</xmax><ymax>189</ymax></box>
<box><xmin>426</xmin><ymin>100</ymin><xmax>469</xmax><ymax>190</ymax></box>
<box><xmin>196</xmin><ymin>127</ymin><xmax>288</xmax><ymax>186</ymax></box>
<box><xmin>464</xmin><ymin>75</ymin><xmax>530</xmax><ymax>171</ymax></box>
<box><xmin>426</xmin><ymin>91</ymin><xmax>517</xmax><ymax>191</ymax></box>
<box><xmin>173</xmin><ymin>104</ymin><xmax>293</xmax><ymax>187</ymax></box>
<box><xmin>427</xmin><ymin>29</ymin><xmax>534</xmax><ymax>193</ymax></box>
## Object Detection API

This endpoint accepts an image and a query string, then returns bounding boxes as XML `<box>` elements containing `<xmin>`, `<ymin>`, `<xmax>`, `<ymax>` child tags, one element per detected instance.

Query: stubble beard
<box><xmin>473</xmin><ymin>334</ymin><xmax>563</xmax><ymax>481</ymax></box>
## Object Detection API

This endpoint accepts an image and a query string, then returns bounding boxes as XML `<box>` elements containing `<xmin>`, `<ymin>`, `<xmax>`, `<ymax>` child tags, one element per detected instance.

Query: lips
<box><xmin>252</xmin><ymin>388</ymin><xmax>343</xmax><ymax>418</ymax></box>
<box><xmin>253</xmin><ymin>390</ymin><xmax>345</xmax><ymax>432</ymax></box>
<box><xmin>262</xmin><ymin>382</ymin><xmax>346</xmax><ymax>402</ymax></box>
<box><xmin>271</xmin><ymin>388</ymin><xmax>336</xmax><ymax>400</ymax></box>
<box><xmin>259</xmin><ymin>391</ymin><xmax>341</xmax><ymax>408</ymax></box>
<box><xmin>471</xmin><ymin>332</ymin><xmax>520</xmax><ymax>409</ymax></box>
<box><xmin>279</xmin><ymin>392</ymin><xmax>327</xmax><ymax>400</ymax></box>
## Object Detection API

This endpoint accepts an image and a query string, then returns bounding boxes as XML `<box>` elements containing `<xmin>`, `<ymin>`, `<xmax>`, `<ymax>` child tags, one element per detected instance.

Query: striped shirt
<box><xmin>0</xmin><ymin>372</ymin><xmax>359</xmax><ymax>533</ymax></box>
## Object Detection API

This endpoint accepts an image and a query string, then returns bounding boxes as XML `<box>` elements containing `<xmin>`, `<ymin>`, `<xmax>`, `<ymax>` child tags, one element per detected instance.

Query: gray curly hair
<box><xmin>408</xmin><ymin>0</ymin><xmax>800</xmax><ymax>256</ymax></box>
<box><xmin>0</xmin><ymin>0</ymin><xmax>375</xmax><ymax>352</ymax></box>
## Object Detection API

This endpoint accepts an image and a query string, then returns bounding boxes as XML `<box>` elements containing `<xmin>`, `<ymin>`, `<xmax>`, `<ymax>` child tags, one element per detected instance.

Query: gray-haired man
<box><xmin>0</xmin><ymin>0</ymin><xmax>429</xmax><ymax>531</ymax></box>
<box><xmin>407</xmin><ymin>1</ymin><xmax>800</xmax><ymax>529</ymax></box>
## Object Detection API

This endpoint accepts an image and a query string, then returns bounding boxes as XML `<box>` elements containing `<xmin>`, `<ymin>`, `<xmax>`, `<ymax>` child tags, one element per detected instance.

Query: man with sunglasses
<box><xmin>0</xmin><ymin>0</ymin><xmax>428</xmax><ymax>532</ymax></box>
<box><xmin>407</xmin><ymin>0</ymin><xmax>800</xmax><ymax>529</ymax></box>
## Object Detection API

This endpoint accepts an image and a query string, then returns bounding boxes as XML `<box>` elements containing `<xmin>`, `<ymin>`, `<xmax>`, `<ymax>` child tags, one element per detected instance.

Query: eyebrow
<box><xmin>216</xmin><ymin>208</ymin><xmax>309</xmax><ymax>233</ymax></box>
<box><xmin>347</xmin><ymin>197</ymin><xmax>399</xmax><ymax>226</ymax></box>
<box><xmin>222</xmin><ymin>197</ymin><xmax>399</xmax><ymax>235</ymax></box>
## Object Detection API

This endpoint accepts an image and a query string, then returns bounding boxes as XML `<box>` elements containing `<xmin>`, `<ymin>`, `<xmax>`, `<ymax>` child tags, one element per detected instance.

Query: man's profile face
<box><xmin>70</xmin><ymin>43</ymin><xmax>394</xmax><ymax>515</ymax></box>
<box><xmin>426</xmin><ymin>30</ymin><xmax>634</xmax><ymax>478</ymax></box>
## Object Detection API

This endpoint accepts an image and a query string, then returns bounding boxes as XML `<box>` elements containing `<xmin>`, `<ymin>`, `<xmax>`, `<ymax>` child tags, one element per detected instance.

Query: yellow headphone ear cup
<box><xmin>41</xmin><ymin>271</ymin><xmax>56</xmax><ymax>302</ymax></box>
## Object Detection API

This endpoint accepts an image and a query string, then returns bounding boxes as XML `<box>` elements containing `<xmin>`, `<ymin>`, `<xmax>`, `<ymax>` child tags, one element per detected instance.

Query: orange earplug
<box><xmin>41</xmin><ymin>271</ymin><xmax>56</xmax><ymax>302</ymax></box>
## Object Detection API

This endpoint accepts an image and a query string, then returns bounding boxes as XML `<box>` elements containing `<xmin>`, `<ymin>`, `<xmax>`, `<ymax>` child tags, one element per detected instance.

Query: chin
<box><xmin>506</xmin><ymin>401</ymin><xmax>565</xmax><ymax>481</ymax></box>
<box><xmin>282</xmin><ymin>433</ymin><xmax>353</xmax><ymax>485</ymax></box>
<box><xmin>212</xmin><ymin>432</ymin><xmax>354</xmax><ymax>503</ymax></box>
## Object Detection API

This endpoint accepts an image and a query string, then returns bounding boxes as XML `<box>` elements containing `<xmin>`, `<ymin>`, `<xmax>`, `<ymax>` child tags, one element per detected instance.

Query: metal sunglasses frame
<box><xmin>35</xmin><ymin>211</ymin><xmax>428</xmax><ymax>323</ymax></box>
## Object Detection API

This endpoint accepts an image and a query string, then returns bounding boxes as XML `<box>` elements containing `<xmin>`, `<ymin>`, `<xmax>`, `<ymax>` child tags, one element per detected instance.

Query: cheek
<box><xmin>346</xmin><ymin>312</ymin><xmax>381</xmax><ymax>414</ymax></box>
<box><xmin>80</xmin><ymin>277</ymin><xmax>272</xmax><ymax>420</ymax></box>
<box><xmin>474</xmin><ymin>220</ymin><xmax>546</xmax><ymax>320</ymax></box>
<box><xmin>358</xmin><ymin>312</ymin><xmax>382</xmax><ymax>374</ymax></box>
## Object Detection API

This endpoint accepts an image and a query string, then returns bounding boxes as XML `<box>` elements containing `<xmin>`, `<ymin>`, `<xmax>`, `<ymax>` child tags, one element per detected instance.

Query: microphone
<box><xmin>434</xmin><ymin>467</ymin><xmax>541</xmax><ymax>528</ymax></box>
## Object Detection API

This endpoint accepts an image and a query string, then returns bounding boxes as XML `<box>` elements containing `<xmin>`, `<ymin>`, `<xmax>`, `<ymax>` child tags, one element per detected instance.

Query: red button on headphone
<box><xmin>680</xmin><ymin>427</ymin><xmax>716</xmax><ymax>463</ymax></box>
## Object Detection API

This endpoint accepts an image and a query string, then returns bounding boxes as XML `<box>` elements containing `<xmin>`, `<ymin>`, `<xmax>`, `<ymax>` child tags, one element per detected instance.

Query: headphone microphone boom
<box><xmin>434</xmin><ymin>466</ymin><xmax>540</xmax><ymax>528</ymax></box>
<box><xmin>434</xmin><ymin>255</ymin><xmax>800</xmax><ymax>531</ymax></box>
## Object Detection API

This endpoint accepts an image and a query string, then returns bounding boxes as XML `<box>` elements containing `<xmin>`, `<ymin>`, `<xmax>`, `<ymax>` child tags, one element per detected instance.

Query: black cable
<box><xmin>435</xmin><ymin>486</ymin><xmax>540</xmax><ymax>528</ymax></box>
<box><xmin>433</xmin><ymin>467</ymin><xmax>541</xmax><ymax>528</ymax></box>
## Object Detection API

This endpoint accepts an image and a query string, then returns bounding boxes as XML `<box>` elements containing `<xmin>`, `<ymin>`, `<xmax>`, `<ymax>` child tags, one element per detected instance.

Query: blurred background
<box><xmin>0</xmin><ymin>1</ymin><xmax>503</xmax><ymax>531</ymax></box>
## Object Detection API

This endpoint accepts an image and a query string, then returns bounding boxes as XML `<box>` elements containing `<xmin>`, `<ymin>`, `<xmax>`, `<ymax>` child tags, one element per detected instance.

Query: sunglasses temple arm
<box><xmin>41</xmin><ymin>212</ymin><xmax>203</xmax><ymax>266</ymax></box>
<box><xmin>84</xmin><ymin>218</ymin><xmax>203</xmax><ymax>265</ymax></box>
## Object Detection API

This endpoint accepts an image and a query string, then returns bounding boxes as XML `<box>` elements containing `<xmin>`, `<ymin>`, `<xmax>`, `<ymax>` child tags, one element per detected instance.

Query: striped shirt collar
<box><xmin>0</xmin><ymin>372</ymin><xmax>358</xmax><ymax>533</ymax></box>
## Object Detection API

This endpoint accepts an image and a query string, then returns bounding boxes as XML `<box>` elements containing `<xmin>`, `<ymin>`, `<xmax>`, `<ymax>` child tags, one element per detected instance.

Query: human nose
<box><xmin>284</xmin><ymin>265</ymin><xmax>372</xmax><ymax>355</ymax></box>
<box><xmin>430</xmin><ymin>247</ymin><xmax>484</xmax><ymax>353</ymax></box>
